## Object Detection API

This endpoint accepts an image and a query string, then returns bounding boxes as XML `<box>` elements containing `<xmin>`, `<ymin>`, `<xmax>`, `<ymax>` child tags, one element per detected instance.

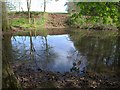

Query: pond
<box><xmin>3</xmin><ymin>29</ymin><xmax>120</xmax><ymax>76</ymax></box>
<box><xmin>11</xmin><ymin>34</ymin><xmax>87</xmax><ymax>73</ymax></box>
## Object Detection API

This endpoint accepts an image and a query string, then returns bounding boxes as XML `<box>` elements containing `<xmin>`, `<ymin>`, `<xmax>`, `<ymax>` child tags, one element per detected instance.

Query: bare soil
<box><xmin>45</xmin><ymin>14</ymin><xmax>69</xmax><ymax>28</ymax></box>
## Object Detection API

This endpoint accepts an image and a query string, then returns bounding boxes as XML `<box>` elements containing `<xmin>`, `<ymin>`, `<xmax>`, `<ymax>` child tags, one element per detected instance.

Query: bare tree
<box><xmin>44</xmin><ymin>0</ymin><xmax>46</xmax><ymax>13</ymax></box>
<box><xmin>26</xmin><ymin>0</ymin><xmax>31</xmax><ymax>23</ymax></box>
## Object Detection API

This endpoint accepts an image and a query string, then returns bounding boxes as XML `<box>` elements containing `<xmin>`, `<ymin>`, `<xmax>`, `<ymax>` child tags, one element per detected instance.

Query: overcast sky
<box><xmin>9</xmin><ymin>0</ymin><xmax>68</xmax><ymax>13</ymax></box>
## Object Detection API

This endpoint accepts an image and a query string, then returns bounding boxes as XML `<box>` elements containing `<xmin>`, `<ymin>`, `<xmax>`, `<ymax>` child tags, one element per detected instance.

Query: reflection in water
<box><xmin>69</xmin><ymin>31</ymin><xmax>120</xmax><ymax>76</ymax></box>
<box><xmin>70</xmin><ymin>55</ymin><xmax>87</xmax><ymax>75</ymax></box>
<box><xmin>12</xmin><ymin>33</ymin><xmax>85</xmax><ymax>73</ymax></box>
<box><xmin>3</xmin><ymin>30</ymin><xmax>120</xmax><ymax>76</ymax></box>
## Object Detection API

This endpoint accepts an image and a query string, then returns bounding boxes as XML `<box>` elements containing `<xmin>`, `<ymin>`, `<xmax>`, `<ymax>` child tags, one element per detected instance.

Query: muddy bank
<box><xmin>12</xmin><ymin>62</ymin><xmax>120</xmax><ymax>88</ymax></box>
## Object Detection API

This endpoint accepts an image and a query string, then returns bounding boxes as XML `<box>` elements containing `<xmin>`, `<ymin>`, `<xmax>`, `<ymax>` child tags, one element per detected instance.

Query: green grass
<box><xmin>10</xmin><ymin>15</ymin><xmax>46</xmax><ymax>29</ymax></box>
<box><xmin>10</xmin><ymin>18</ymin><xmax>28</xmax><ymax>26</ymax></box>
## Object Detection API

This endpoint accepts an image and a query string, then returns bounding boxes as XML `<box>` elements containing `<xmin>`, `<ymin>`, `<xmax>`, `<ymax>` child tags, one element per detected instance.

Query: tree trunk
<box><xmin>2</xmin><ymin>2</ymin><xmax>10</xmax><ymax>31</ymax></box>
<box><xmin>27</xmin><ymin>0</ymin><xmax>31</xmax><ymax>23</ymax></box>
<box><xmin>2</xmin><ymin>35</ymin><xmax>21</xmax><ymax>88</ymax></box>
<box><xmin>19</xmin><ymin>2</ymin><xmax>20</xmax><ymax>13</ymax></box>
<box><xmin>44</xmin><ymin>0</ymin><xmax>46</xmax><ymax>13</ymax></box>
<box><xmin>28</xmin><ymin>9</ymin><xmax>30</xmax><ymax>23</ymax></box>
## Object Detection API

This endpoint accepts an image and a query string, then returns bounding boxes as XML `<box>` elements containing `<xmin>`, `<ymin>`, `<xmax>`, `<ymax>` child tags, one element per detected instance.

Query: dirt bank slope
<box><xmin>45</xmin><ymin>13</ymin><xmax>69</xmax><ymax>28</ymax></box>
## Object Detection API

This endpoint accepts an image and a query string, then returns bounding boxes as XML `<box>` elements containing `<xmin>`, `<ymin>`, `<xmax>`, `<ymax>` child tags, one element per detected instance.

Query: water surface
<box><xmin>12</xmin><ymin>34</ymin><xmax>87</xmax><ymax>73</ymax></box>
<box><xmin>3</xmin><ymin>30</ymin><xmax>120</xmax><ymax>76</ymax></box>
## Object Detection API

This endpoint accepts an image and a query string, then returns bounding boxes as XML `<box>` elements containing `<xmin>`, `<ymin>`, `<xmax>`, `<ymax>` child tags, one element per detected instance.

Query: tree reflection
<box><xmin>69</xmin><ymin>31</ymin><xmax>120</xmax><ymax>76</ymax></box>
<box><xmin>114</xmin><ymin>31</ymin><xmax>120</xmax><ymax>76</ymax></box>
<box><xmin>29</xmin><ymin>30</ymin><xmax>35</xmax><ymax>60</ymax></box>
<box><xmin>11</xmin><ymin>29</ymin><xmax>57</xmax><ymax>71</ymax></box>
<box><xmin>40</xmin><ymin>29</ymin><xmax>57</xmax><ymax>70</ymax></box>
